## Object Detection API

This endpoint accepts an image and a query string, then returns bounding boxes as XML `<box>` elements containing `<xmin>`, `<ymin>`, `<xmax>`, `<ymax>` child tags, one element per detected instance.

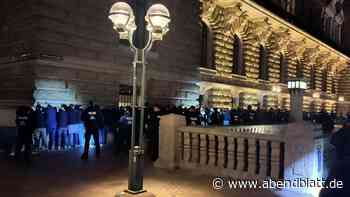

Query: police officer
<box><xmin>15</xmin><ymin>106</ymin><xmax>35</xmax><ymax>164</ymax></box>
<box><xmin>116</xmin><ymin>108</ymin><xmax>132</xmax><ymax>154</ymax></box>
<box><xmin>81</xmin><ymin>101</ymin><xmax>103</xmax><ymax>160</ymax></box>
<box><xmin>148</xmin><ymin>105</ymin><xmax>161</xmax><ymax>161</ymax></box>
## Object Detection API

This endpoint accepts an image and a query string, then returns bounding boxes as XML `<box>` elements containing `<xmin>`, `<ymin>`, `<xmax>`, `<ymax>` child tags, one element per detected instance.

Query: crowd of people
<box><xmin>13</xmin><ymin>101</ymin><xmax>349</xmax><ymax>165</ymax></box>
<box><xmin>13</xmin><ymin>102</ymin><xmax>162</xmax><ymax>164</ymax></box>
<box><xmin>180</xmin><ymin>105</ymin><xmax>290</xmax><ymax>126</ymax></box>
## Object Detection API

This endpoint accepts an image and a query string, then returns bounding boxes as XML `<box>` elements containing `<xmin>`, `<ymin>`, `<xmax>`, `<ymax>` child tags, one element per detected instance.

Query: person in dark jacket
<box><xmin>81</xmin><ymin>101</ymin><xmax>103</xmax><ymax>160</ymax></box>
<box><xmin>148</xmin><ymin>105</ymin><xmax>161</xmax><ymax>161</ymax></box>
<box><xmin>15</xmin><ymin>106</ymin><xmax>36</xmax><ymax>164</ymax></box>
<box><xmin>320</xmin><ymin>110</ymin><xmax>335</xmax><ymax>134</ymax></box>
<box><xmin>57</xmin><ymin>105</ymin><xmax>69</xmax><ymax>150</ymax></box>
<box><xmin>46</xmin><ymin>105</ymin><xmax>57</xmax><ymax>150</ymax></box>
<box><xmin>116</xmin><ymin>108</ymin><xmax>132</xmax><ymax>153</ymax></box>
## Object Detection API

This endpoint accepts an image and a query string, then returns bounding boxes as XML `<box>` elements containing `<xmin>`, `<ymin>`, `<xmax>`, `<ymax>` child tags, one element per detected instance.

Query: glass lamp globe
<box><xmin>109</xmin><ymin>2</ymin><xmax>134</xmax><ymax>32</ymax></box>
<box><xmin>146</xmin><ymin>4</ymin><xmax>170</xmax><ymax>38</ymax></box>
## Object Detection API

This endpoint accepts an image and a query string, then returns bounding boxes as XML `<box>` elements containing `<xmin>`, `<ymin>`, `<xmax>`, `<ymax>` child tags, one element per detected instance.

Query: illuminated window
<box><xmin>201</xmin><ymin>22</ymin><xmax>215</xmax><ymax>69</ymax></box>
<box><xmin>232</xmin><ymin>35</ymin><xmax>245</xmax><ymax>75</ymax></box>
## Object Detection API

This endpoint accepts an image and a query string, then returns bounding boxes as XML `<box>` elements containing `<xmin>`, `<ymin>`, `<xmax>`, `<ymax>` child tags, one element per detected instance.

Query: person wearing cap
<box><xmin>14</xmin><ymin>106</ymin><xmax>36</xmax><ymax>164</ymax></box>
<box><xmin>81</xmin><ymin>101</ymin><xmax>103</xmax><ymax>160</ymax></box>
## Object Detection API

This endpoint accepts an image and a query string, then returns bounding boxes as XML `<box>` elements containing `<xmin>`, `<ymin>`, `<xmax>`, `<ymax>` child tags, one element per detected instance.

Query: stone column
<box><xmin>154</xmin><ymin>114</ymin><xmax>186</xmax><ymax>170</ymax></box>
<box><xmin>289</xmin><ymin>88</ymin><xmax>304</xmax><ymax>122</ymax></box>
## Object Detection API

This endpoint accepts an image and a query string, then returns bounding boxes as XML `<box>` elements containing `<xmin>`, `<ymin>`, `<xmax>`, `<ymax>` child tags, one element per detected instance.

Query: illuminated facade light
<box><xmin>338</xmin><ymin>96</ymin><xmax>345</xmax><ymax>102</ymax></box>
<box><xmin>313</xmin><ymin>92</ymin><xmax>320</xmax><ymax>99</ymax></box>
<box><xmin>288</xmin><ymin>79</ymin><xmax>307</xmax><ymax>90</ymax></box>
<box><xmin>272</xmin><ymin>85</ymin><xmax>282</xmax><ymax>93</ymax></box>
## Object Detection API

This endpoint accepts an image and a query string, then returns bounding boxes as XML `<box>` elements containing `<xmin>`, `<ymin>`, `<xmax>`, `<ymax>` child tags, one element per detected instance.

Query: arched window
<box><xmin>232</xmin><ymin>35</ymin><xmax>244</xmax><ymax>75</ymax></box>
<box><xmin>259</xmin><ymin>45</ymin><xmax>268</xmax><ymax>80</ymax></box>
<box><xmin>201</xmin><ymin>22</ymin><xmax>214</xmax><ymax>69</ymax></box>
<box><xmin>279</xmin><ymin>53</ymin><xmax>288</xmax><ymax>84</ymax></box>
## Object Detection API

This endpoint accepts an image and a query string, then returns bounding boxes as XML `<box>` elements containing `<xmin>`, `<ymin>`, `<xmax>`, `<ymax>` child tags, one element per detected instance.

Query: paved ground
<box><xmin>0</xmin><ymin>147</ymin><xmax>290</xmax><ymax>197</ymax></box>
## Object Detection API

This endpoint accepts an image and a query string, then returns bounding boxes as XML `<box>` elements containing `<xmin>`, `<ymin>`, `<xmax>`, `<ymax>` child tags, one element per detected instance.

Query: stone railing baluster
<box><xmin>177</xmin><ymin>131</ymin><xmax>184</xmax><ymax>161</ymax></box>
<box><xmin>183</xmin><ymin>132</ymin><xmax>191</xmax><ymax>162</ymax></box>
<box><xmin>236</xmin><ymin>137</ymin><xmax>245</xmax><ymax>171</ymax></box>
<box><xmin>217</xmin><ymin>135</ymin><xmax>226</xmax><ymax>168</ymax></box>
<box><xmin>199</xmin><ymin>134</ymin><xmax>208</xmax><ymax>165</ymax></box>
<box><xmin>208</xmin><ymin>134</ymin><xmax>217</xmax><ymax>166</ymax></box>
<box><xmin>191</xmin><ymin>133</ymin><xmax>200</xmax><ymax>163</ymax></box>
<box><xmin>227</xmin><ymin>136</ymin><xmax>235</xmax><ymax>169</ymax></box>
<box><xmin>259</xmin><ymin>139</ymin><xmax>268</xmax><ymax>178</ymax></box>
<box><xmin>247</xmin><ymin>138</ymin><xmax>257</xmax><ymax>177</ymax></box>
<box><xmin>271</xmin><ymin>141</ymin><xmax>281</xmax><ymax>179</ymax></box>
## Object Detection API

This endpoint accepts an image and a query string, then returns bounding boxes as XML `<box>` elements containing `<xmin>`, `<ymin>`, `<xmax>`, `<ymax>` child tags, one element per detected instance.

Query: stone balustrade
<box><xmin>155</xmin><ymin>114</ymin><xmax>325</xmax><ymax>195</ymax></box>
<box><xmin>176</xmin><ymin>125</ymin><xmax>286</xmax><ymax>180</ymax></box>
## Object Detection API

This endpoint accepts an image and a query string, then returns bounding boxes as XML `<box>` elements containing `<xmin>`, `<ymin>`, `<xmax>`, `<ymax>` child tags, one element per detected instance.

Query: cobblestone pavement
<box><xmin>0</xmin><ymin>147</ymin><xmax>283</xmax><ymax>197</ymax></box>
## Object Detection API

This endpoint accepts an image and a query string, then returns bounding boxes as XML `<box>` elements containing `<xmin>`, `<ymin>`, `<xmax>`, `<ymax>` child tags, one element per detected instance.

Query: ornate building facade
<box><xmin>199</xmin><ymin>0</ymin><xmax>350</xmax><ymax>113</ymax></box>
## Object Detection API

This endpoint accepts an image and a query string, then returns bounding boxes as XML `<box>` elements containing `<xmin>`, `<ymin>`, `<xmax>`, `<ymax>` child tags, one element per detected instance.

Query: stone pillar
<box><xmin>289</xmin><ymin>88</ymin><xmax>304</xmax><ymax>122</ymax></box>
<box><xmin>154</xmin><ymin>114</ymin><xmax>186</xmax><ymax>170</ymax></box>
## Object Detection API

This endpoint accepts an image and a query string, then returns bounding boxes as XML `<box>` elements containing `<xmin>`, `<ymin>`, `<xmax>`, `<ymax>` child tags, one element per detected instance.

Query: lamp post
<box><xmin>109</xmin><ymin>2</ymin><xmax>170</xmax><ymax>196</ymax></box>
<box><xmin>287</xmin><ymin>78</ymin><xmax>307</xmax><ymax>122</ymax></box>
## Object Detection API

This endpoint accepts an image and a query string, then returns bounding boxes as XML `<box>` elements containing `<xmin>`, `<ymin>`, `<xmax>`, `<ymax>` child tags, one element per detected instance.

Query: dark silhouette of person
<box><xmin>148</xmin><ymin>105</ymin><xmax>161</xmax><ymax>161</ymax></box>
<box><xmin>320</xmin><ymin>119</ymin><xmax>350</xmax><ymax>197</ymax></box>
<box><xmin>14</xmin><ymin>106</ymin><xmax>36</xmax><ymax>164</ymax></box>
<box><xmin>117</xmin><ymin>108</ymin><xmax>132</xmax><ymax>154</ymax></box>
<box><xmin>81</xmin><ymin>101</ymin><xmax>103</xmax><ymax>160</ymax></box>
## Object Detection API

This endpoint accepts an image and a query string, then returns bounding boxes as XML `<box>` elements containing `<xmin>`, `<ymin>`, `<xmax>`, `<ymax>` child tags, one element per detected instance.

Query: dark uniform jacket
<box><xmin>82</xmin><ymin>106</ymin><xmax>103</xmax><ymax>130</ymax></box>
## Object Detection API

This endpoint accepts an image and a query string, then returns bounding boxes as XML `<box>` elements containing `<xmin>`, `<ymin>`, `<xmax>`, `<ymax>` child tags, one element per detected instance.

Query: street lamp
<box><xmin>288</xmin><ymin>78</ymin><xmax>307</xmax><ymax>122</ymax></box>
<box><xmin>109</xmin><ymin>2</ymin><xmax>170</xmax><ymax>196</ymax></box>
